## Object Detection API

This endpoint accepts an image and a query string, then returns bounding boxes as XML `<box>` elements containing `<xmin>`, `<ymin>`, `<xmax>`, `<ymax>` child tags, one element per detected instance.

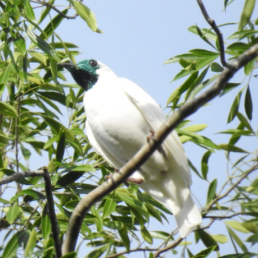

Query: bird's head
<box><xmin>60</xmin><ymin>59</ymin><xmax>100</xmax><ymax>91</ymax></box>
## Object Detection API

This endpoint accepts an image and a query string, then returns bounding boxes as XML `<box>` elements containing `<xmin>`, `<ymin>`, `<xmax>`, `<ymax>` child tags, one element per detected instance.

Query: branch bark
<box><xmin>42</xmin><ymin>167</ymin><xmax>62</xmax><ymax>258</ymax></box>
<box><xmin>62</xmin><ymin>41</ymin><xmax>258</xmax><ymax>255</ymax></box>
<box><xmin>0</xmin><ymin>170</ymin><xmax>44</xmax><ymax>185</ymax></box>
<box><xmin>196</xmin><ymin>0</ymin><xmax>232</xmax><ymax>68</ymax></box>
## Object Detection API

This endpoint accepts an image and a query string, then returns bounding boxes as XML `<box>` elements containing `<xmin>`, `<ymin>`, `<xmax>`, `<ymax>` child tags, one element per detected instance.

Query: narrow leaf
<box><xmin>207</xmin><ymin>179</ymin><xmax>217</xmax><ymax>204</ymax></box>
<box><xmin>227</xmin><ymin>91</ymin><xmax>242</xmax><ymax>123</ymax></box>
<box><xmin>0</xmin><ymin>101</ymin><xmax>18</xmax><ymax>117</ymax></box>
<box><xmin>244</xmin><ymin>85</ymin><xmax>253</xmax><ymax>120</ymax></box>
<box><xmin>238</xmin><ymin>0</ymin><xmax>256</xmax><ymax>31</ymax></box>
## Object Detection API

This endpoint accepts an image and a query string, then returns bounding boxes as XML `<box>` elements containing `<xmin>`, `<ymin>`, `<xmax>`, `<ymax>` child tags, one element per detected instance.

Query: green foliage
<box><xmin>0</xmin><ymin>1</ymin><xmax>257</xmax><ymax>258</ymax></box>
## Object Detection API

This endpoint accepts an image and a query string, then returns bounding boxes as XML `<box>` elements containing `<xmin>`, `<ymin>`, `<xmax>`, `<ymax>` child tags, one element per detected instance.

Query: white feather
<box><xmin>83</xmin><ymin>61</ymin><xmax>202</xmax><ymax>237</ymax></box>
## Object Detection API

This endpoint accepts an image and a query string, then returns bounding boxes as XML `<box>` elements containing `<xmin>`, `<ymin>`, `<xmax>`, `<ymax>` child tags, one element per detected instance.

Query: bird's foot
<box><xmin>126</xmin><ymin>177</ymin><xmax>144</xmax><ymax>184</ymax></box>
<box><xmin>104</xmin><ymin>169</ymin><xmax>143</xmax><ymax>185</ymax></box>
<box><xmin>104</xmin><ymin>169</ymin><xmax>120</xmax><ymax>181</ymax></box>
<box><xmin>146</xmin><ymin>130</ymin><xmax>167</xmax><ymax>159</ymax></box>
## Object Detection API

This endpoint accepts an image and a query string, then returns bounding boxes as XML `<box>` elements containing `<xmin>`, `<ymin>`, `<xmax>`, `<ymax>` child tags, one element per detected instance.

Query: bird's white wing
<box><xmin>119</xmin><ymin>77</ymin><xmax>191</xmax><ymax>185</ymax></box>
<box><xmin>86</xmin><ymin>121</ymin><xmax>123</xmax><ymax>168</ymax></box>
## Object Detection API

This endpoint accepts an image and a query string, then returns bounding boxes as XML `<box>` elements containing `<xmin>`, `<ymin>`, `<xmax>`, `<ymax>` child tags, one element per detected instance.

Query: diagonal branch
<box><xmin>196</xmin><ymin>0</ymin><xmax>232</xmax><ymax>68</ymax></box>
<box><xmin>62</xmin><ymin>39</ymin><xmax>258</xmax><ymax>254</ymax></box>
<box><xmin>0</xmin><ymin>170</ymin><xmax>44</xmax><ymax>185</ymax></box>
<box><xmin>42</xmin><ymin>167</ymin><xmax>62</xmax><ymax>258</ymax></box>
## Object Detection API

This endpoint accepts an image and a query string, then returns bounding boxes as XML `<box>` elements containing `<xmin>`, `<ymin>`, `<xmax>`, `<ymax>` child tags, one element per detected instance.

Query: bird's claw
<box><xmin>146</xmin><ymin>130</ymin><xmax>167</xmax><ymax>159</ymax></box>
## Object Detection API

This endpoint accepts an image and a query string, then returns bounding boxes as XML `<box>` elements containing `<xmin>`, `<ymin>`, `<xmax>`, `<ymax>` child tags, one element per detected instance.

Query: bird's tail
<box><xmin>167</xmin><ymin>187</ymin><xmax>202</xmax><ymax>238</ymax></box>
<box><xmin>140</xmin><ymin>177</ymin><xmax>202</xmax><ymax>238</ymax></box>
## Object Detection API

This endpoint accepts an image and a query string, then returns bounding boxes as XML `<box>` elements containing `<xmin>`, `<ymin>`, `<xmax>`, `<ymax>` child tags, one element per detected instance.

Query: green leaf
<box><xmin>11</xmin><ymin>189</ymin><xmax>46</xmax><ymax>202</ymax></box>
<box><xmin>150</xmin><ymin>231</ymin><xmax>173</xmax><ymax>241</ymax></box>
<box><xmin>40</xmin><ymin>9</ymin><xmax>68</xmax><ymax>40</ymax></box>
<box><xmin>87</xmin><ymin>245</ymin><xmax>108</xmax><ymax>258</ymax></box>
<box><xmin>238</xmin><ymin>0</ymin><xmax>256</xmax><ymax>30</ymax></box>
<box><xmin>191</xmin><ymin>136</ymin><xmax>220</xmax><ymax>150</ymax></box>
<box><xmin>201</xmin><ymin>150</ymin><xmax>212</xmax><ymax>180</ymax></box>
<box><xmin>44</xmin><ymin>135</ymin><xmax>59</xmax><ymax>149</ymax></box>
<box><xmin>212</xmin><ymin>234</ymin><xmax>228</xmax><ymax>244</ymax></box>
<box><xmin>2</xmin><ymin>231</ymin><xmax>29</xmax><ymax>258</ymax></box>
<box><xmin>141</xmin><ymin>226</ymin><xmax>153</xmax><ymax>244</ymax></box>
<box><xmin>21</xmin><ymin>146</ymin><xmax>31</xmax><ymax>160</ymax></box>
<box><xmin>188</xmin><ymin>26</ymin><xmax>217</xmax><ymax>41</ymax></box>
<box><xmin>0</xmin><ymin>101</ymin><xmax>18</xmax><ymax>117</ymax></box>
<box><xmin>192</xmin><ymin>245</ymin><xmax>217</xmax><ymax>258</ymax></box>
<box><xmin>91</xmin><ymin>205</ymin><xmax>103</xmax><ymax>232</ymax></box>
<box><xmin>42</xmin><ymin>203</ymin><xmax>51</xmax><ymax>239</ymax></box>
<box><xmin>195</xmin><ymin>25</ymin><xmax>216</xmax><ymax>49</ymax></box>
<box><xmin>237</xmin><ymin>112</ymin><xmax>253</xmax><ymax>131</ymax></box>
<box><xmin>0</xmin><ymin>64</ymin><xmax>11</xmax><ymax>84</ymax></box>
<box><xmin>116</xmin><ymin>189</ymin><xmax>145</xmax><ymax>212</ymax></box>
<box><xmin>198</xmin><ymin>229</ymin><xmax>219</xmax><ymax>251</ymax></box>
<box><xmin>50</xmin><ymin>58</ymin><xmax>58</xmax><ymax>84</ymax></box>
<box><xmin>38</xmin><ymin>0</ymin><xmax>55</xmax><ymax>24</ymax></box>
<box><xmin>225</xmin><ymin>221</ymin><xmax>251</xmax><ymax>233</ymax></box>
<box><xmin>226</xmin><ymin>226</ymin><xmax>248</xmax><ymax>252</ymax></box>
<box><xmin>29</xmin><ymin>50</ymin><xmax>48</xmax><ymax>65</ymax></box>
<box><xmin>26</xmin><ymin>26</ymin><xmax>60</xmax><ymax>61</ymax></box>
<box><xmin>24</xmin><ymin>0</ymin><xmax>35</xmax><ymax>20</ymax></box>
<box><xmin>211</xmin><ymin>62</ymin><xmax>223</xmax><ymax>72</ymax></box>
<box><xmin>69</xmin><ymin>1</ymin><xmax>100</xmax><ymax>32</ymax></box>
<box><xmin>219</xmin><ymin>144</ymin><xmax>248</xmax><ymax>153</ymax></box>
<box><xmin>103</xmin><ymin>198</ymin><xmax>117</xmax><ymax>218</ymax></box>
<box><xmin>6</xmin><ymin>203</ymin><xmax>22</xmax><ymax>224</ymax></box>
<box><xmin>24</xmin><ymin>228</ymin><xmax>37</xmax><ymax>257</ymax></box>
<box><xmin>103</xmin><ymin>220</ymin><xmax>123</xmax><ymax>230</ymax></box>
<box><xmin>14</xmin><ymin>36</ymin><xmax>26</xmax><ymax>55</ymax></box>
<box><xmin>56</xmin><ymin>129</ymin><xmax>65</xmax><ymax>162</ymax></box>
<box><xmin>183</xmin><ymin>124</ymin><xmax>207</xmax><ymax>133</ymax></box>
<box><xmin>57</xmin><ymin>171</ymin><xmax>84</xmax><ymax>186</ymax></box>
<box><xmin>207</xmin><ymin>179</ymin><xmax>217</xmax><ymax>204</ymax></box>
<box><xmin>118</xmin><ymin>226</ymin><xmax>130</xmax><ymax>251</ymax></box>
<box><xmin>244</xmin><ymin>85</ymin><xmax>253</xmax><ymax>120</ymax></box>
<box><xmin>244</xmin><ymin>59</ymin><xmax>255</xmax><ymax>75</ymax></box>
<box><xmin>42</xmin><ymin>116</ymin><xmax>82</xmax><ymax>155</ymax></box>
<box><xmin>185</xmin><ymin>65</ymin><xmax>209</xmax><ymax>100</ymax></box>
<box><xmin>246</xmin><ymin>233</ymin><xmax>258</xmax><ymax>246</ymax></box>
<box><xmin>220</xmin><ymin>83</ymin><xmax>241</xmax><ymax>97</ymax></box>
<box><xmin>227</xmin><ymin>90</ymin><xmax>242</xmax><ymax>123</ymax></box>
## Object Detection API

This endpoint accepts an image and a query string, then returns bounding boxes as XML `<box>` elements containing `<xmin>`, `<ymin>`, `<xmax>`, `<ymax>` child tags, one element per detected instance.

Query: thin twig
<box><xmin>204</xmin><ymin>164</ymin><xmax>258</xmax><ymax>212</ymax></box>
<box><xmin>196</xmin><ymin>0</ymin><xmax>232</xmax><ymax>68</ymax></box>
<box><xmin>42</xmin><ymin>167</ymin><xmax>62</xmax><ymax>258</ymax></box>
<box><xmin>106</xmin><ymin>248</ymin><xmax>158</xmax><ymax>258</ymax></box>
<box><xmin>205</xmin><ymin>212</ymin><xmax>257</xmax><ymax>220</ymax></box>
<box><xmin>0</xmin><ymin>170</ymin><xmax>44</xmax><ymax>185</ymax></box>
<box><xmin>15</xmin><ymin>93</ymin><xmax>21</xmax><ymax>192</ymax></box>
<box><xmin>30</xmin><ymin>0</ymin><xmax>78</xmax><ymax>19</ymax></box>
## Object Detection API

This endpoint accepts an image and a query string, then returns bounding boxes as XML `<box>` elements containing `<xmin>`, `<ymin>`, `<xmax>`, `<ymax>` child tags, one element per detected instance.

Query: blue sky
<box><xmin>51</xmin><ymin>0</ymin><xmax>258</xmax><ymax>256</ymax></box>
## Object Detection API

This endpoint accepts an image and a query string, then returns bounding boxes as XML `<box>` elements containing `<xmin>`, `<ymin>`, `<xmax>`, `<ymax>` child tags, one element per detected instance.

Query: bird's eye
<box><xmin>89</xmin><ymin>59</ymin><xmax>98</xmax><ymax>67</ymax></box>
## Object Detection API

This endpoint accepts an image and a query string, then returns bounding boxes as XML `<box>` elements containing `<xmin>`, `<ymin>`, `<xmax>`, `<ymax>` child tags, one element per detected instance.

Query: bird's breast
<box><xmin>83</xmin><ymin>82</ymin><xmax>150</xmax><ymax>156</ymax></box>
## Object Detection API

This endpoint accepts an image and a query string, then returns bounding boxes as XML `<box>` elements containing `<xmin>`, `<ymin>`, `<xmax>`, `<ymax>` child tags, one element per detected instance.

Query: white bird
<box><xmin>61</xmin><ymin>59</ymin><xmax>202</xmax><ymax>238</ymax></box>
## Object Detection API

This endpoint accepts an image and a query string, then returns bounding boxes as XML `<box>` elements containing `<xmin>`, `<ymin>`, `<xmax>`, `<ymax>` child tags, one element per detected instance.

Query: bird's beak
<box><xmin>58</xmin><ymin>62</ymin><xmax>76</xmax><ymax>70</ymax></box>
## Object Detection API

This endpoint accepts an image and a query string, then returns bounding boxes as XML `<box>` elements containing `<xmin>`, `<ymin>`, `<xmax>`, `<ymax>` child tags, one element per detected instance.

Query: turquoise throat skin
<box><xmin>63</xmin><ymin>59</ymin><xmax>100</xmax><ymax>91</ymax></box>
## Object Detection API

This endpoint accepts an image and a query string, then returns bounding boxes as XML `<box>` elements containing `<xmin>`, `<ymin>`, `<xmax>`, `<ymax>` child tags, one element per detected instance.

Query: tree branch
<box><xmin>30</xmin><ymin>0</ymin><xmax>78</xmax><ymax>19</ymax></box>
<box><xmin>196</xmin><ymin>0</ymin><xmax>232</xmax><ymax>68</ymax></box>
<box><xmin>42</xmin><ymin>167</ymin><xmax>62</xmax><ymax>258</ymax></box>
<box><xmin>0</xmin><ymin>170</ymin><xmax>44</xmax><ymax>185</ymax></box>
<box><xmin>62</xmin><ymin>41</ymin><xmax>258</xmax><ymax>254</ymax></box>
<box><xmin>204</xmin><ymin>164</ymin><xmax>258</xmax><ymax>213</ymax></box>
<box><xmin>205</xmin><ymin>212</ymin><xmax>257</xmax><ymax>220</ymax></box>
